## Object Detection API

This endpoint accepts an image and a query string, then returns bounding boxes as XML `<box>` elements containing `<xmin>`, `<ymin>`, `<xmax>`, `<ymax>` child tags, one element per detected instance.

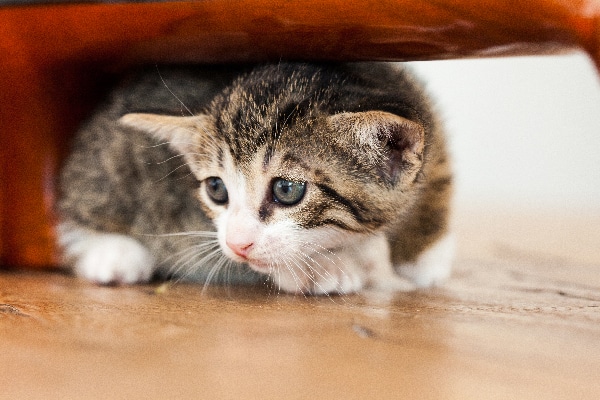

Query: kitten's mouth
<box><xmin>246</xmin><ymin>259</ymin><xmax>272</xmax><ymax>272</ymax></box>
<box><xmin>224</xmin><ymin>251</ymin><xmax>271</xmax><ymax>272</ymax></box>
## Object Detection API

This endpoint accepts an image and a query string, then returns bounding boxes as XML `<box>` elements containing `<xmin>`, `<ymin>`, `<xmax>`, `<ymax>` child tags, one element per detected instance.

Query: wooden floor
<box><xmin>1</xmin><ymin>207</ymin><xmax>599</xmax><ymax>399</ymax></box>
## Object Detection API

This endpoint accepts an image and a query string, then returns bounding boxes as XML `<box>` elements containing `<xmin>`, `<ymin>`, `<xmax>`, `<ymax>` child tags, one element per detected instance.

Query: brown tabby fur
<box><xmin>57</xmin><ymin>62</ymin><xmax>452</xmax><ymax>291</ymax></box>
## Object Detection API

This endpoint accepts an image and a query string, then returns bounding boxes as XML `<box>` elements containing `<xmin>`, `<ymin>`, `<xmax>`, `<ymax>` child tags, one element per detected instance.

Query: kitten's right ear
<box><xmin>327</xmin><ymin>111</ymin><xmax>425</xmax><ymax>185</ymax></box>
<box><xmin>119</xmin><ymin>113</ymin><xmax>212</xmax><ymax>155</ymax></box>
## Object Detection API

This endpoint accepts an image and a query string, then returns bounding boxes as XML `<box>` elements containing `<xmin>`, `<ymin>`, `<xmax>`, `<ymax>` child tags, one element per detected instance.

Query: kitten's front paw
<box><xmin>310</xmin><ymin>268</ymin><xmax>365</xmax><ymax>295</ymax></box>
<box><xmin>273</xmin><ymin>261</ymin><xmax>365</xmax><ymax>295</ymax></box>
<box><xmin>73</xmin><ymin>234</ymin><xmax>155</xmax><ymax>285</ymax></box>
<box><xmin>396</xmin><ymin>233</ymin><xmax>454</xmax><ymax>288</ymax></box>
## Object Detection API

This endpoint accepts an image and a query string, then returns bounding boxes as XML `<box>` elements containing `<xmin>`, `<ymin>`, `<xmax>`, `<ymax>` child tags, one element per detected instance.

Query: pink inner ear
<box><xmin>328</xmin><ymin>110</ymin><xmax>424</xmax><ymax>155</ymax></box>
<box><xmin>359</xmin><ymin>111</ymin><xmax>425</xmax><ymax>185</ymax></box>
<box><xmin>328</xmin><ymin>110</ymin><xmax>425</xmax><ymax>184</ymax></box>
<box><xmin>119</xmin><ymin>113</ymin><xmax>212</xmax><ymax>157</ymax></box>
<box><xmin>373</xmin><ymin>113</ymin><xmax>425</xmax><ymax>155</ymax></box>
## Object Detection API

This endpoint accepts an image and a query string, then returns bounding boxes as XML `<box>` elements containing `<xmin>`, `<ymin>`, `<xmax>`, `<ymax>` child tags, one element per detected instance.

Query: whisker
<box><xmin>289</xmin><ymin>251</ymin><xmax>337</xmax><ymax>299</ymax></box>
<box><xmin>289</xmin><ymin>251</ymin><xmax>341</xmax><ymax>298</ymax></box>
<box><xmin>149</xmin><ymin>231</ymin><xmax>218</xmax><ymax>238</ymax></box>
<box><xmin>287</xmin><ymin>240</ymin><xmax>352</xmax><ymax>300</ymax></box>
<box><xmin>298</xmin><ymin>241</ymin><xmax>348</xmax><ymax>278</ymax></box>
<box><xmin>281</xmin><ymin>257</ymin><xmax>308</xmax><ymax>299</ymax></box>
<box><xmin>154</xmin><ymin>162</ymin><xmax>196</xmax><ymax>182</ymax></box>
<box><xmin>169</xmin><ymin>241</ymin><xmax>220</xmax><ymax>265</ymax></box>
<box><xmin>156</xmin><ymin>65</ymin><xmax>194</xmax><ymax>116</ymax></box>
<box><xmin>201</xmin><ymin>254</ymin><xmax>231</xmax><ymax>295</ymax></box>
<box><xmin>146</xmin><ymin>153</ymin><xmax>187</xmax><ymax>165</ymax></box>
<box><xmin>165</xmin><ymin>240</ymin><xmax>221</xmax><ymax>281</ymax></box>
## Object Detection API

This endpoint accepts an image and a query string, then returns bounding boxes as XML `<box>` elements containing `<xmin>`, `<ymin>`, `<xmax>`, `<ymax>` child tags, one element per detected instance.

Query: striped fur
<box><xmin>57</xmin><ymin>63</ymin><xmax>452</xmax><ymax>294</ymax></box>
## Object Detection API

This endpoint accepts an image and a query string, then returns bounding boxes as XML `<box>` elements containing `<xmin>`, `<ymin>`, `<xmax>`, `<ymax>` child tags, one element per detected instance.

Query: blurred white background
<box><xmin>409</xmin><ymin>52</ymin><xmax>600</xmax><ymax>212</ymax></box>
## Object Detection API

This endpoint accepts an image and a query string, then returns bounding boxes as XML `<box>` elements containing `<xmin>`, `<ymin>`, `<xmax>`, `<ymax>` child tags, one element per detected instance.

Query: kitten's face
<box><xmin>119</xmin><ymin>69</ymin><xmax>426</xmax><ymax>292</ymax></box>
<box><xmin>186</xmin><ymin>123</ymin><xmax>399</xmax><ymax>295</ymax></box>
<box><xmin>121</xmin><ymin>109</ymin><xmax>423</xmax><ymax>293</ymax></box>
<box><xmin>197</xmin><ymin>143</ymin><xmax>353</xmax><ymax>273</ymax></box>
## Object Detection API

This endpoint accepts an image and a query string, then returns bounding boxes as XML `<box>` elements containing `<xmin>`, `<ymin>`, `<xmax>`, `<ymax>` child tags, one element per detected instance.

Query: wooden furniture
<box><xmin>1</xmin><ymin>0</ymin><xmax>599</xmax><ymax>268</ymax></box>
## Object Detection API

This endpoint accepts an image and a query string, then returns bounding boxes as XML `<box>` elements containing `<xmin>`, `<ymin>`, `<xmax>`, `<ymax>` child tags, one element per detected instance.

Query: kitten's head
<box><xmin>120</xmin><ymin>64</ymin><xmax>429</xmax><ymax>293</ymax></box>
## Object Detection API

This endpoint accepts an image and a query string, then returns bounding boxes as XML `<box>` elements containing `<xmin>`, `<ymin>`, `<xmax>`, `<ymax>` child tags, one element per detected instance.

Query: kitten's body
<box><xmin>58</xmin><ymin>63</ymin><xmax>452</xmax><ymax>294</ymax></box>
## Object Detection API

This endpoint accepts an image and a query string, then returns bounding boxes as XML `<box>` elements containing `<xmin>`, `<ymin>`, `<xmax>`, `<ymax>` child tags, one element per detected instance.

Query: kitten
<box><xmin>57</xmin><ymin>63</ymin><xmax>453</xmax><ymax>295</ymax></box>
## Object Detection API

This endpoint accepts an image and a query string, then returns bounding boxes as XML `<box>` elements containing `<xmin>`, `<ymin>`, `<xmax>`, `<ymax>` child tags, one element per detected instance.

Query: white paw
<box><xmin>58</xmin><ymin>224</ymin><xmax>155</xmax><ymax>285</ymax></box>
<box><xmin>311</xmin><ymin>267</ymin><xmax>365</xmax><ymax>295</ymax></box>
<box><xmin>396</xmin><ymin>233</ymin><xmax>454</xmax><ymax>287</ymax></box>
<box><xmin>272</xmin><ymin>264</ymin><xmax>363</xmax><ymax>295</ymax></box>
<box><xmin>271</xmin><ymin>250</ymin><xmax>366</xmax><ymax>295</ymax></box>
<box><xmin>76</xmin><ymin>235</ymin><xmax>155</xmax><ymax>284</ymax></box>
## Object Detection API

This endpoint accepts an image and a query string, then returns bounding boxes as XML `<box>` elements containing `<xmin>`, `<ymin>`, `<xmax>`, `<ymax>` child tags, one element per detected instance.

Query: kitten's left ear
<box><xmin>119</xmin><ymin>113</ymin><xmax>212</xmax><ymax>155</ymax></box>
<box><xmin>327</xmin><ymin>111</ymin><xmax>425</xmax><ymax>184</ymax></box>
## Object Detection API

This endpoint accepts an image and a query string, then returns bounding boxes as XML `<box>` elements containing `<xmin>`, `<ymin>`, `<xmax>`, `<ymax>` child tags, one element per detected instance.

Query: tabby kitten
<box><xmin>57</xmin><ymin>63</ymin><xmax>453</xmax><ymax>294</ymax></box>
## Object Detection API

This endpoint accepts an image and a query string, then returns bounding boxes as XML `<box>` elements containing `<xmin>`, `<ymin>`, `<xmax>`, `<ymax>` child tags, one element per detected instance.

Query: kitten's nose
<box><xmin>226</xmin><ymin>240</ymin><xmax>254</xmax><ymax>259</ymax></box>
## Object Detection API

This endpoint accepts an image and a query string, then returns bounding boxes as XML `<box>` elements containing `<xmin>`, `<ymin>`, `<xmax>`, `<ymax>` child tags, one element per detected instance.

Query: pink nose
<box><xmin>226</xmin><ymin>240</ymin><xmax>254</xmax><ymax>259</ymax></box>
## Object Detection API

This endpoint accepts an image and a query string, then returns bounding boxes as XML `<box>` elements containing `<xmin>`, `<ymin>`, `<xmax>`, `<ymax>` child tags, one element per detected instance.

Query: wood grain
<box><xmin>1</xmin><ymin>208</ymin><xmax>599</xmax><ymax>399</ymax></box>
<box><xmin>0</xmin><ymin>0</ymin><xmax>599</xmax><ymax>267</ymax></box>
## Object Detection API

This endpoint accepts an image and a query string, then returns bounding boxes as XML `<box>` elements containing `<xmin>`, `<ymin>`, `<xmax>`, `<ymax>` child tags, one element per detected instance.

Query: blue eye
<box><xmin>205</xmin><ymin>177</ymin><xmax>228</xmax><ymax>204</ymax></box>
<box><xmin>272</xmin><ymin>179</ymin><xmax>306</xmax><ymax>206</ymax></box>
